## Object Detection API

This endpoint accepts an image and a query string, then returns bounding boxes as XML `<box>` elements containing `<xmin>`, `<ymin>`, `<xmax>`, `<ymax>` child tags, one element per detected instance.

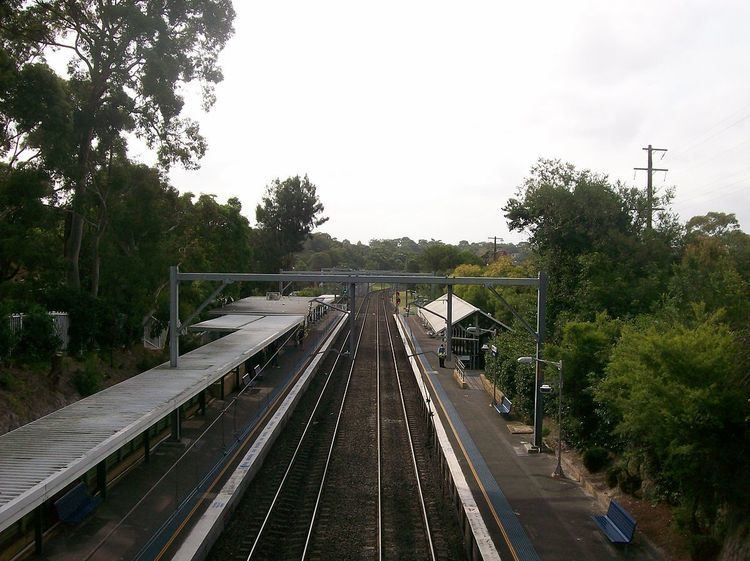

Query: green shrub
<box><xmin>136</xmin><ymin>351</ymin><xmax>165</xmax><ymax>372</ymax></box>
<box><xmin>15</xmin><ymin>307</ymin><xmax>60</xmax><ymax>360</ymax></box>
<box><xmin>0</xmin><ymin>371</ymin><xmax>18</xmax><ymax>391</ymax></box>
<box><xmin>0</xmin><ymin>312</ymin><xmax>15</xmax><ymax>362</ymax></box>
<box><xmin>582</xmin><ymin>446</ymin><xmax>609</xmax><ymax>473</ymax></box>
<box><xmin>618</xmin><ymin>470</ymin><xmax>642</xmax><ymax>495</ymax></box>
<box><xmin>605</xmin><ymin>465</ymin><xmax>621</xmax><ymax>488</ymax></box>
<box><xmin>73</xmin><ymin>355</ymin><xmax>103</xmax><ymax>396</ymax></box>
<box><xmin>688</xmin><ymin>534</ymin><xmax>721</xmax><ymax>561</ymax></box>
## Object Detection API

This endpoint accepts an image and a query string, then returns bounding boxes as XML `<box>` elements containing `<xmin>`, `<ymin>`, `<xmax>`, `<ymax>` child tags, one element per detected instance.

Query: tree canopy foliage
<box><xmin>255</xmin><ymin>175</ymin><xmax>328</xmax><ymax>272</ymax></box>
<box><xmin>1</xmin><ymin>0</ymin><xmax>236</xmax><ymax>288</ymax></box>
<box><xmin>476</xmin><ymin>158</ymin><xmax>750</xmax><ymax>555</ymax></box>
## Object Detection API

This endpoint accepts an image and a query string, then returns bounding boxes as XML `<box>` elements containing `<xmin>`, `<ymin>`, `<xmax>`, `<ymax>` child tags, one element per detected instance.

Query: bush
<box><xmin>73</xmin><ymin>355</ymin><xmax>103</xmax><ymax>396</ymax></box>
<box><xmin>136</xmin><ymin>351</ymin><xmax>165</xmax><ymax>372</ymax></box>
<box><xmin>605</xmin><ymin>465</ymin><xmax>621</xmax><ymax>488</ymax></box>
<box><xmin>583</xmin><ymin>446</ymin><xmax>610</xmax><ymax>473</ymax></box>
<box><xmin>688</xmin><ymin>534</ymin><xmax>721</xmax><ymax>561</ymax></box>
<box><xmin>0</xmin><ymin>371</ymin><xmax>18</xmax><ymax>391</ymax></box>
<box><xmin>618</xmin><ymin>470</ymin><xmax>642</xmax><ymax>495</ymax></box>
<box><xmin>0</xmin><ymin>319</ymin><xmax>15</xmax><ymax>362</ymax></box>
<box><xmin>15</xmin><ymin>307</ymin><xmax>60</xmax><ymax>360</ymax></box>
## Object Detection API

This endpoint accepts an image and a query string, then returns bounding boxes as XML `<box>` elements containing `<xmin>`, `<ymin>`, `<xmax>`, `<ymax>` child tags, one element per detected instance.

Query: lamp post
<box><xmin>481</xmin><ymin>342</ymin><xmax>499</xmax><ymax>406</ymax></box>
<box><xmin>466</xmin><ymin>325</ymin><xmax>497</xmax><ymax>371</ymax></box>
<box><xmin>518</xmin><ymin>356</ymin><xmax>564</xmax><ymax>478</ymax></box>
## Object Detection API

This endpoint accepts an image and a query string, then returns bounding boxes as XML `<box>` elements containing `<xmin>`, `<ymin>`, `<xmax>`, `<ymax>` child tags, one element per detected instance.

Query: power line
<box><xmin>671</xmin><ymin>101</ymin><xmax>750</xmax><ymax>158</ymax></box>
<box><xmin>678</xmin><ymin>137</ymin><xmax>750</xmax><ymax>172</ymax></box>
<box><xmin>634</xmin><ymin>144</ymin><xmax>668</xmax><ymax>229</ymax></box>
<box><xmin>680</xmin><ymin>171</ymin><xmax>750</xmax><ymax>204</ymax></box>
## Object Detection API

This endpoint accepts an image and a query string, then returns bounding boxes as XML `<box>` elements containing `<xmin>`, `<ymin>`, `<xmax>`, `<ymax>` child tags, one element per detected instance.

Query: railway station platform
<box><xmin>0</xmin><ymin>307</ymin><xmax>342</xmax><ymax>561</ymax></box>
<box><xmin>399</xmin><ymin>315</ymin><xmax>664</xmax><ymax>561</ymax></box>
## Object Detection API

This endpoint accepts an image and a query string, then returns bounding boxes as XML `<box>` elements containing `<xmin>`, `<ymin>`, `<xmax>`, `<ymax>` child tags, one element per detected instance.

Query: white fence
<box><xmin>142</xmin><ymin>316</ymin><xmax>167</xmax><ymax>350</ymax></box>
<box><xmin>8</xmin><ymin>311</ymin><xmax>70</xmax><ymax>350</ymax></box>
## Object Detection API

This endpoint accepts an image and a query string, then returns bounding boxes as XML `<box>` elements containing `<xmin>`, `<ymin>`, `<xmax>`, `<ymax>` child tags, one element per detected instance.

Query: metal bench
<box><xmin>592</xmin><ymin>499</ymin><xmax>637</xmax><ymax>544</ymax></box>
<box><xmin>54</xmin><ymin>482</ymin><xmax>102</xmax><ymax>524</ymax></box>
<box><xmin>493</xmin><ymin>396</ymin><xmax>512</xmax><ymax>417</ymax></box>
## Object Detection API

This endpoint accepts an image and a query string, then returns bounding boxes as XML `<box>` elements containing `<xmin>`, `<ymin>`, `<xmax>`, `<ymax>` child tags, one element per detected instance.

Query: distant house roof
<box><xmin>418</xmin><ymin>293</ymin><xmax>508</xmax><ymax>335</ymax></box>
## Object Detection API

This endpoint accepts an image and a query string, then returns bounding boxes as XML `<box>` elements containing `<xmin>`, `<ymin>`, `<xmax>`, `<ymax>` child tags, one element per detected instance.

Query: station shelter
<box><xmin>417</xmin><ymin>293</ymin><xmax>508</xmax><ymax>369</ymax></box>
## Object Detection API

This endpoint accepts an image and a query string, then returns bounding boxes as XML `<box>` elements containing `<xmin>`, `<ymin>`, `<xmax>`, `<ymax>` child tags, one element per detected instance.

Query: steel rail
<box><xmin>376</xmin><ymin>300</ymin><xmax>383</xmax><ymax>561</ymax></box>
<box><xmin>244</xmin><ymin>295</ymin><xmax>370</xmax><ymax>561</ymax></box>
<box><xmin>383</xmin><ymin>300</ymin><xmax>437</xmax><ymax>561</ymax></box>
<box><xmin>300</xmin><ymin>294</ymin><xmax>373</xmax><ymax>560</ymax></box>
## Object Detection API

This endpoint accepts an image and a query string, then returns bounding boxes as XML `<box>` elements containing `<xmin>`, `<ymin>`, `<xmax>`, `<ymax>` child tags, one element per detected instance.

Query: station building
<box><xmin>417</xmin><ymin>293</ymin><xmax>508</xmax><ymax>369</ymax></box>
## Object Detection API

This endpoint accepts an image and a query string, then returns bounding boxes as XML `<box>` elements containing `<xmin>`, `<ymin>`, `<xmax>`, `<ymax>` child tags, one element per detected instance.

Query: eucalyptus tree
<box><xmin>255</xmin><ymin>175</ymin><xmax>328</xmax><ymax>272</ymax></box>
<box><xmin>1</xmin><ymin>0</ymin><xmax>235</xmax><ymax>289</ymax></box>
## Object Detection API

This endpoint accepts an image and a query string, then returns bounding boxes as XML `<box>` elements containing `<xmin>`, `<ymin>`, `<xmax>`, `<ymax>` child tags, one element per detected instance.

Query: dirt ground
<box><xmin>0</xmin><ymin>346</ymin><xmax>166</xmax><ymax>436</ymax></box>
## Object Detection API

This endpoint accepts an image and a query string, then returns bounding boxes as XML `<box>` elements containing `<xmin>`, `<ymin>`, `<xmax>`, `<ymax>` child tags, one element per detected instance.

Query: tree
<box><xmin>595</xmin><ymin>311</ymin><xmax>750</xmax><ymax>530</ymax></box>
<box><xmin>1</xmin><ymin>1</ymin><xmax>235</xmax><ymax>288</ymax></box>
<box><xmin>503</xmin><ymin>159</ymin><xmax>678</xmax><ymax>327</ymax></box>
<box><xmin>685</xmin><ymin>212</ymin><xmax>740</xmax><ymax>238</ymax></box>
<box><xmin>255</xmin><ymin>175</ymin><xmax>327</xmax><ymax>272</ymax></box>
<box><xmin>420</xmin><ymin>243</ymin><xmax>481</xmax><ymax>273</ymax></box>
<box><xmin>0</xmin><ymin>165</ymin><xmax>62</xmax><ymax>284</ymax></box>
<box><xmin>553</xmin><ymin>313</ymin><xmax>622</xmax><ymax>448</ymax></box>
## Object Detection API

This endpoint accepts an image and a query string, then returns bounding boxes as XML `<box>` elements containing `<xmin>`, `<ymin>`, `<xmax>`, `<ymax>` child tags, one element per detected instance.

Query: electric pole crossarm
<box><xmin>634</xmin><ymin>144</ymin><xmax>668</xmax><ymax>230</ymax></box>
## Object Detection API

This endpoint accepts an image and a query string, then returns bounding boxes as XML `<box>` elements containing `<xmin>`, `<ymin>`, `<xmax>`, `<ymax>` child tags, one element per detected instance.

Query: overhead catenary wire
<box><xmin>670</xmin><ymin>101</ymin><xmax>750</xmax><ymax>159</ymax></box>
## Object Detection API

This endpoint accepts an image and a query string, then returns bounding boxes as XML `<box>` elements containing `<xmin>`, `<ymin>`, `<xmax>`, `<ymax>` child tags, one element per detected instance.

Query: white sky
<box><xmin>136</xmin><ymin>0</ymin><xmax>750</xmax><ymax>245</ymax></box>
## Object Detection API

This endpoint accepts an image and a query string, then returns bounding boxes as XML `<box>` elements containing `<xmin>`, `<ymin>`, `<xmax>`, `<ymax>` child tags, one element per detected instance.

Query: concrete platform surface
<box><xmin>402</xmin><ymin>315</ymin><xmax>664</xmax><ymax>561</ymax></box>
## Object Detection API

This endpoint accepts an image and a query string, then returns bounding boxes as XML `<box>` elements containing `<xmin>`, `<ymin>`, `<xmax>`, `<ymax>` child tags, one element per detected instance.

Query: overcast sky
<box><xmin>136</xmin><ymin>0</ymin><xmax>749</xmax><ymax>245</ymax></box>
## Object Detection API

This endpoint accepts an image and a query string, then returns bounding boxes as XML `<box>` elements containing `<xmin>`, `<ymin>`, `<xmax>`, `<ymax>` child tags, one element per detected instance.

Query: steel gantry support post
<box><xmin>446</xmin><ymin>284</ymin><xmax>453</xmax><ymax>361</ymax></box>
<box><xmin>169</xmin><ymin>265</ymin><xmax>179</xmax><ymax>368</ymax></box>
<box><xmin>34</xmin><ymin>507</ymin><xmax>43</xmax><ymax>554</ymax></box>
<box><xmin>349</xmin><ymin>282</ymin><xmax>356</xmax><ymax>359</ymax></box>
<box><xmin>533</xmin><ymin>271</ymin><xmax>548</xmax><ymax>449</ymax></box>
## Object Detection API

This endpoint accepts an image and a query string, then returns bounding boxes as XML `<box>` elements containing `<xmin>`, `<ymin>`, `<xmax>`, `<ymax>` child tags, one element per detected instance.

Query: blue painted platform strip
<box><xmin>404</xmin><ymin>321</ymin><xmax>542</xmax><ymax>561</ymax></box>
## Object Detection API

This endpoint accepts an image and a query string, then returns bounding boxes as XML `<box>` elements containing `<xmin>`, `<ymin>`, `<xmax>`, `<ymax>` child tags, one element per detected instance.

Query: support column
<box><xmin>349</xmin><ymin>282</ymin><xmax>356</xmax><ymax>359</ymax></box>
<box><xmin>446</xmin><ymin>284</ymin><xmax>453</xmax><ymax>361</ymax></box>
<box><xmin>199</xmin><ymin>389</ymin><xmax>206</xmax><ymax>415</ymax></box>
<box><xmin>144</xmin><ymin>429</ymin><xmax>151</xmax><ymax>464</ymax></box>
<box><xmin>96</xmin><ymin>461</ymin><xmax>107</xmax><ymax>500</ymax></box>
<box><xmin>533</xmin><ymin>271</ymin><xmax>548</xmax><ymax>449</ymax></box>
<box><xmin>170</xmin><ymin>407</ymin><xmax>181</xmax><ymax>442</ymax></box>
<box><xmin>169</xmin><ymin>265</ymin><xmax>179</xmax><ymax>368</ymax></box>
<box><xmin>34</xmin><ymin>507</ymin><xmax>43</xmax><ymax>555</ymax></box>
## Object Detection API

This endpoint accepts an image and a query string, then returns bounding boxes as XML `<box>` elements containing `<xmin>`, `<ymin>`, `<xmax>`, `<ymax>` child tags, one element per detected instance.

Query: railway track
<box><xmin>208</xmin><ymin>291</ymin><xmax>463</xmax><ymax>561</ymax></box>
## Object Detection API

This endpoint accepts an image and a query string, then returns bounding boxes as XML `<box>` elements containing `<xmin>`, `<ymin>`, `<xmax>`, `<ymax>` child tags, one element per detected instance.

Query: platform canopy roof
<box><xmin>418</xmin><ymin>293</ymin><xmax>508</xmax><ymax>335</ymax></box>
<box><xmin>0</xmin><ymin>314</ymin><xmax>305</xmax><ymax>534</ymax></box>
<box><xmin>211</xmin><ymin>295</ymin><xmax>336</xmax><ymax>316</ymax></box>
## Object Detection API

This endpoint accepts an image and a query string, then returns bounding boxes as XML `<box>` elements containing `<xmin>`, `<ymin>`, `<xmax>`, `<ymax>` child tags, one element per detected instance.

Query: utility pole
<box><xmin>487</xmin><ymin>236</ymin><xmax>502</xmax><ymax>260</ymax></box>
<box><xmin>634</xmin><ymin>144</ymin><xmax>668</xmax><ymax>230</ymax></box>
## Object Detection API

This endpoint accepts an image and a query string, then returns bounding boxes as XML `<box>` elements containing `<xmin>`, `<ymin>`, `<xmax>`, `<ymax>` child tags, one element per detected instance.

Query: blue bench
<box><xmin>54</xmin><ymin>482</ymin><xmax>102</xmax><ymax>524</ymax></box>
<box><xmin>593</xmin><ymin>499</ymin><xmax>637</xmax><ymax>544</ymax></box>
<box><xmin>493</xmin><ymin>396</ymin><xmax>512</xmax><ymax>417</ymax></box>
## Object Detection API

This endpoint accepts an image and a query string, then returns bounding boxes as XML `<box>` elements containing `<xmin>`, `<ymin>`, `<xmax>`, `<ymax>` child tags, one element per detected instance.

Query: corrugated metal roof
<box><xmin>212</xmin><ymin>295</ymin><xmax>335</xmax><ymax>316</ymax></box>
<box><xmin>0</xmin><ymin>314</ymin><xmax>304</xmax><ymax>533</ymax></box>
<box><xmin>190</xmin><ymin>314</ymin><xmax>265</xmax><ymax>331</ymax></box>
<box><xmin>418</xmin><ymin>293</ymin><xmax>506</xmax><ymax>334</ymax></box>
